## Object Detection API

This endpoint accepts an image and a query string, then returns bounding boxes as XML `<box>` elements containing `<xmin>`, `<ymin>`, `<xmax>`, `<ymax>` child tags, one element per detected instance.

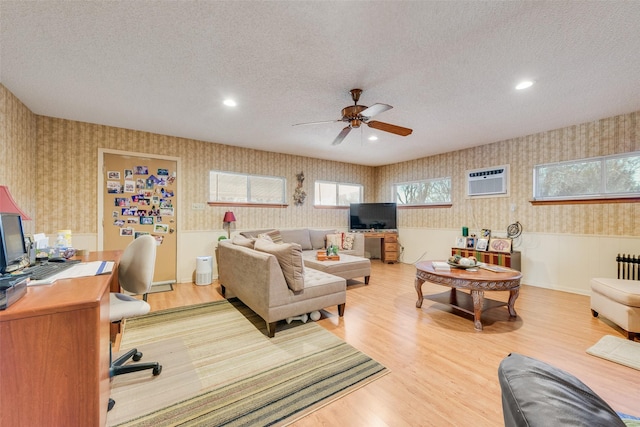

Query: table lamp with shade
<box><xmin>223</xmin><ymin>211</ymin><xmax>236</xmax><ymax>239</ymax></box>
<box><xmin>0</xmin><ymin>186</ymin><xmax>31</xmax><ymax>220</ymax></box>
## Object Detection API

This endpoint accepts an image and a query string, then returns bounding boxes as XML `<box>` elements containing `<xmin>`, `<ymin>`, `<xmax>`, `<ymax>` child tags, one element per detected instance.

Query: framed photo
<box><xmin>489</xmin><ymin>237</ymin><xmax>512</xmax><ymax>253</ymax></box>
<box><xmin>455</xmin><ymin>236</ymin><xmax>467</xmax><ymax>248</ymax></box>
<box><xmin>476</xmin><ymin>238</ymin><xmax>489</xmax><ymax>251</ymax></box>
<box><xmin>153</xmin><ymin>224</ymin><xmax>169</xmax><ymax>233</ymax></box>
<box><xmin>481</xmin><ymin>229</ymin><xmax>491</xmax><ymax>238</ymax></box>
<box><xmin>466</xmin><ymin>237</ymin><xmax>476</xmax><ymax>249</ymax></box>
<box><xmin>124</xmin><ymin>181</ymin><xmax>135</xmax><ymax>193</ymax></box>
<box><xmin>134</xmin><ymin>166</ymin><xmax>149</xmax><ymax>175</ymax></box>
<box><xmin>140</xmin><ymin>216</ymin><xmax>154</xmax><ymax>225</ymax></box>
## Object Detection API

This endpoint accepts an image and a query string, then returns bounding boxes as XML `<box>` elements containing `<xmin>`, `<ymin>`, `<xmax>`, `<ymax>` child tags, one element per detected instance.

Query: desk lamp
<box><xmin>223</xmin><ymin>211</ymin><xmax>236</xmax><ymax>239</ymax></box>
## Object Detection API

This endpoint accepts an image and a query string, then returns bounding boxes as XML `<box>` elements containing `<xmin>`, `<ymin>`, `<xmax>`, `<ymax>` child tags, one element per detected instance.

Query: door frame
<box><xmin>97</xmin><ymin>148</ymin><xmax>182</xmax><ymax>278</ymax></box>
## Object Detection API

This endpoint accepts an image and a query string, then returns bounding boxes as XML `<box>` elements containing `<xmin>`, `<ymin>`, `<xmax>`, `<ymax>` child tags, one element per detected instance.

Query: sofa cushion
<box><xmin>300</xmin><ymin>268</ymin><xmax>346</xmax><ymax>297</ymax></box>
<box><xmin>591</xmin><ymin>278</ymin><xmax>640</xmax><ymax>308</ymax></box>
<box><xmin>232</xmin><ymin>235</ymin><xmax>255</xmax><ymax>249</ymax></box>
<box><xmin>309</xmin><ymin>229</ymin><xmax>336</xmax><ymax>249</ymax></box>
<box><xmin>280</xmin><ymin>229</ymin><xmax>313</xmax><ymax>250</ymax></box>
<box><xmin>254</xmin><ymin>238</ymin><xmax>305</xmax><ymax>292</ymax></box>
<box><xmin>326</xmin><ymin>233</ymin><xmax>344</xmax><ymax>249</ymax></box>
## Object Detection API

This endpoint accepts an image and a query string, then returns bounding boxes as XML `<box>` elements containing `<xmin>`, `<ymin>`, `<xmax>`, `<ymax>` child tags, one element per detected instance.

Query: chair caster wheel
<box><xmin>133</xmin><ymin>351</ymin><xmax>143</xmax><ymax>361</ymax></box>
<box><xmin>108</xmin><ymin>398</ymin><xmax>115</xmax><ymax>411</ymax></box>
<box><xmin>153</xmin><ymin>365</ymin><xmax>162</xmax><ymax>376</ymax></box>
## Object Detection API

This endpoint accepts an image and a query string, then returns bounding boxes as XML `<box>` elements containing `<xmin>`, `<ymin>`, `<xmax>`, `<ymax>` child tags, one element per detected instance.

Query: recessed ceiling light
<box><xmin>223</xmin><ymin>99</ymin><xmax>237</xmax><ymax>107</ymax></box>
<box><xmin>368</xmin><ymin>135</ymin><xmax>378</xmax><ymax>141</ymax></box>
<box><xmin>515</xmin><ymin>80</ymin><xmax>534</xmax><ymax>90</ymax></box>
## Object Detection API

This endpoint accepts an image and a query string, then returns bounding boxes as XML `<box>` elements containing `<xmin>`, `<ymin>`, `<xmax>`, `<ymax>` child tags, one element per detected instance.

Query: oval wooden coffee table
<box><xmin>415</xmin><ymin>261</ymin><xmax>522</xmax><ymax>331</ymax></box>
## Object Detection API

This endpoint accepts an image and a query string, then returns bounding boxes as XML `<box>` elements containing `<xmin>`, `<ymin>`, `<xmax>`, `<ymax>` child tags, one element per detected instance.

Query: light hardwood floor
<box><xmin>141</xmin><ymin>261</ymin><xmax>638</xmax><ymax>426</ymax></box>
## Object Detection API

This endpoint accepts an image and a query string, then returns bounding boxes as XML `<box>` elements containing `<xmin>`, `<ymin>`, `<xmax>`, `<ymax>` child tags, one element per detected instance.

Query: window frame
<box><xmin>392</xmin><ymin>177</ymin><xmax>453</xmax><ymax>207</ymax></box>
<box><xmin>208</xmin><ymin>170</ymin><xmax>287</xmax><ymax>207</ymax></box>
<box><xmin>532</xmin><ymin>151</ymin><xmax>640</xmax><ymax>204</ymax></box>
<box><xmin>313</xmin><ymin>180</ymin><xmax>363</xmax><ymax>208</ymax></box>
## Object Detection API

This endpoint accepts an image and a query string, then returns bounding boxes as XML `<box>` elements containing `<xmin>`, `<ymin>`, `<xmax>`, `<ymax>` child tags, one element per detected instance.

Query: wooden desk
<box><xmin>363</xmin><ymin>232</ymin><xmax>399</xmax><ymax>263</ymax></box>
<box><xmin>0</xmin><ymin>251</ymin><xmax>120</xmax><ymax>427</ymax></box>
<box><xmin>415</xmin><ymin>260</ymin><xmax>521</xmax><ymax>331</ymax></box>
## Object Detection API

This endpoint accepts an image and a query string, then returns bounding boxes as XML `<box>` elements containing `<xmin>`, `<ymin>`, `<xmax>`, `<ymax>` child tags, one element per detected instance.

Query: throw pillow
<box><xmin>326</xmin><ymin>233</ymin><xmax>344</xmax><ymax>250</ymax></box>
<box><xmin>343</xmin><ymin>233</ymin><xmax>356</xmax><ymax>250</ymax></box>
<box><xmin>254</xmin><ymin>239</ymin><xmax>305</xmax><ymax>292</ymax></box>
<box><xmin>257</xmin><ymin>233</ymin><xmax>273</xmax><ymax>242</ymax></box>
<box><xmin>231</xmin><ymin>235</ymin><xmax>255</xmax><ymax>249</ymax></box>
<box><xmin>309</xmin><ymin>229</ymin><xmax>337</xmax><ymax>250</ymax></box>
<box><xmin>257</xmin><ymin>229</ymin><xmax>283</xmax><ymax>244</ymax></box>
<box><xmin>240</xmin><ymin>229</ymin><xmax>276</xmax><ymax>239</ymax></box>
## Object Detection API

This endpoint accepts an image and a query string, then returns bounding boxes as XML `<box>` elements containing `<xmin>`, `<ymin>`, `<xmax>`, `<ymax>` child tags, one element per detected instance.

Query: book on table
<box><xmin>431</xmin><ymin>261</ymin><xmax>450</xmax><ymax>271</ymax></box>
<box><xmin>478</xmin><ymin>263</ymin><xmax>510</xmax><ymax>273</ymax></box>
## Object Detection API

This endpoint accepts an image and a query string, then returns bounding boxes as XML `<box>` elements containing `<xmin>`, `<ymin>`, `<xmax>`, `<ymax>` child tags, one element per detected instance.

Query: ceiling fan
<box><xmin>294</xmin><ymin>88</ymin><xmax>413</xmax><ymax>145</ymax></box>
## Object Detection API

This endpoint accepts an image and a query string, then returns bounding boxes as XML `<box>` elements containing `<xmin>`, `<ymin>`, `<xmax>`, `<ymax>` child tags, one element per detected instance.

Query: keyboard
<box><xmin>21</xmin><ymin>260</ymin><xmax>81</xmax><ymax>280</ymax></box>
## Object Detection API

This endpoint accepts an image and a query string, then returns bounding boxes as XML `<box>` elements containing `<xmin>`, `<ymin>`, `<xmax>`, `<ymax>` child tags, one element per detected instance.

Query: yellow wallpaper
<box><xmin>0</xmin><ymin>85</ymin><xmax>37</xmax><ymax>234</ymax></box>
<box><xmin>377</xmin><ymin>112</ymin><xmax>640</xmax><ymax>236</ymax></box>
<box><xmin>3</xmin><ymin>83</ymin><xmax>638</xmax><ymax>238</ymax></box>
<box><xmin>35</xmin><ymin>117</ymin><xmax>375</xmax><ymax>234</ymax></box>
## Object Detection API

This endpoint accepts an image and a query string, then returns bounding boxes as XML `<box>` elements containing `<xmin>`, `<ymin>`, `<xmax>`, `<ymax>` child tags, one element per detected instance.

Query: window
<box><xmin>394</xmin><ymin>177</ymin><xmax>452</xmax><ymax>205</ymax></box>
<box><xmin>533</xmin><ymin>152</ymin><xmax>640</xmax><ymax>201</ymax></box>
<box><xmin>314</xmin><ymin>181</ymin><xmax>362</xmax><ymax>206</ymax></box>
<box><xmin>209</xmin><ymin>171</ymin><xmax>286</xmax><ymax>204</ymax></box>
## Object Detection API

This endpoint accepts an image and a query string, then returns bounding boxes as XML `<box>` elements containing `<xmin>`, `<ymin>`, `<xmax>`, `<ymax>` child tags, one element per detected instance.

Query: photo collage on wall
<box><xmin>107</xmin><ymin>166</ymin><xmax>176</xmax><ymax>246</ymax></box>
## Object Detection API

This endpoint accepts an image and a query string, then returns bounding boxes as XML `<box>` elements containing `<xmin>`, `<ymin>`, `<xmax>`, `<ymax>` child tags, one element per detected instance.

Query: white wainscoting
<box><xmin>178</xmin><ymin>230</ymin><xmax>222</xmax><ymax>284</ymax></box>
<box><xmin>67</xmin><ymin>229</ymin><xmax>639</xmax><ymax>294</ymax></box>
<box><xmin>53</xmin><ymin>231</ymin><xmax>224</xmax><ymax>285</ymax></box>
<box><xmin>397</xmin><ymin>228</ymin><xmax>640</xmax><ymax>296</ymax></box>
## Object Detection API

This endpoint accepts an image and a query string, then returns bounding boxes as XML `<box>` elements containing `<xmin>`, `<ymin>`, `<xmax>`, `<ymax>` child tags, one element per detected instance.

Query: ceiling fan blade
<box><xmin>332</xmin><ymin>126</ymin><xmax>352</xmax><ymax>145</ymax></box>
<box><xmin>293</xmin><ymin>119</ymin><xmax>341</xmax><ymax>126</ymax></box>
<box><xmin>360</xmin><ymin>103</ymin><xmax>392</xmax><ymax>119</ymax></box>
<box><xmin>367</xmin><ymin>120</ymin><xmax>413</xmax><ymax>136</ymax></box>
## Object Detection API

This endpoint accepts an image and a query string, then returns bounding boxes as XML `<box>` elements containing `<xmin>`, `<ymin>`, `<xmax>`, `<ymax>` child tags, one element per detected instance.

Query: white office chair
<box><xmin>109</xmin><ymin>235</ymin><xmax>161</xmax><ymax>410</ymax></box>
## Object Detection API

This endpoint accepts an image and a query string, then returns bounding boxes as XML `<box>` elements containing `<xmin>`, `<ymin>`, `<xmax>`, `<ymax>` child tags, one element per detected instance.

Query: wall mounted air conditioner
<box><xmin>467</xmin><ymin>165</ymin><xmax>509</xmax><ymax>197</ymax></box>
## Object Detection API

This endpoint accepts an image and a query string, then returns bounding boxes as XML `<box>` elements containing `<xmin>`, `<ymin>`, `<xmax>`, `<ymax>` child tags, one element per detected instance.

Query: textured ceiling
<box><xmin>2</xmin><ymin>1</ymin><xmax>640</xmax><ymax>166</ymax></box>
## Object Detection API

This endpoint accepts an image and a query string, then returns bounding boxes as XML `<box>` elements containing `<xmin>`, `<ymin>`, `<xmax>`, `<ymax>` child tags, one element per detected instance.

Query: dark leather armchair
<box><xmin>498</xmin><ymin>353</ymin><xmax>625</xmax><ymax>427</ymax></box>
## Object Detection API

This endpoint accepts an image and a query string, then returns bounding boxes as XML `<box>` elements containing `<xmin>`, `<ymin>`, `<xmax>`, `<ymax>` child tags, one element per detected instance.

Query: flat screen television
<box><xmin>0</xmin><ymin>213</ymin><xmax>28</xmax><ymax>274</ymax></box>
<box><xmin>349</xmin><ymin>203</ymin><xmax>397</xmax><ymax>231</ymax></box>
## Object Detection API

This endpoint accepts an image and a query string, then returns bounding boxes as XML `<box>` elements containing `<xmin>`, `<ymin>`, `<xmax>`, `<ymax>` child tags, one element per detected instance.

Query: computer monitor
<box><xmin>0</xmin><ymin>213</ymin><xmax>28</xmax><ymax>274</ymax></box>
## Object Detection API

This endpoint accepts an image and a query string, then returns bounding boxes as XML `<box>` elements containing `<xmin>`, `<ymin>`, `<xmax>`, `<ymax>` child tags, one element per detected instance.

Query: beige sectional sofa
<box><xmin>239</xmin><ymin>228</ymin><xmax>365</xmax><ymax>258</ymax></box>
<box><xmin>217</xmin><ymin>235</ymin><xmax>347</xmax><ymax>337</ymax></box>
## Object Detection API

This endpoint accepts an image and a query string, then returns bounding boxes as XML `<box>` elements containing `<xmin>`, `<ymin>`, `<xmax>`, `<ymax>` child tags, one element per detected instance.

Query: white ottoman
<box><xmin>591</xmin><ymin>277</ymin><xmax>640</xmax><ymax>340</ymax></box>
<box><xmin>304</xmin><ymin>253</ymin><xmax>371</xmax><ymax>285</ymax></box>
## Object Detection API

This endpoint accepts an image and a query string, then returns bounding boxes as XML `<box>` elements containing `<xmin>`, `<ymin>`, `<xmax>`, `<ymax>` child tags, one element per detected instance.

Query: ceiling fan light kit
<box><xmin>297</xmin><ymin>88</ymin><xmax>413</xmax><ymax>146</ymax></box>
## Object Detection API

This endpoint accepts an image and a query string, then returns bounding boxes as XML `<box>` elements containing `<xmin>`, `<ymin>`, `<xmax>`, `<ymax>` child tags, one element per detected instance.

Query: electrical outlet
<box><xmin>192</xmin><ymin>203</ymin><xmax>206</xmax><ymax>210</ymax></box>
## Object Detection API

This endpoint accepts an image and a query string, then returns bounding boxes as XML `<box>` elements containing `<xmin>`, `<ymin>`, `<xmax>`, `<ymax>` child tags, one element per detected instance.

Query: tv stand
<box><xmin>364</xmin><ymin>232</ymin><xmax>398</xmax><ymax>264</ymax></box>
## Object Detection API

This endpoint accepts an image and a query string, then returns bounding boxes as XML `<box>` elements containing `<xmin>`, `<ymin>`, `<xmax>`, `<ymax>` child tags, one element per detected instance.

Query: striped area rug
<box><xmin>108</xmin><ymin>300</ymin><xmax>388</xmax><ymax>426</ymax></box>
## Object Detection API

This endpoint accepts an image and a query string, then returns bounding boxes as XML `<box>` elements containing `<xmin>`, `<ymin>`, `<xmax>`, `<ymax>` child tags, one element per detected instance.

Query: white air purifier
<box><xmin>195</xmin><ymin>256</ymin><xmax>212</xmax><ymax>286</ymax></box>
